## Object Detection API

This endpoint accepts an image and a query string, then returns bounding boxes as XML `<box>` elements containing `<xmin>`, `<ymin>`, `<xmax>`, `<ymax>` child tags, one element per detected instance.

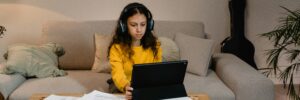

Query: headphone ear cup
<box><xmin>148</xmin><ymin>19</ymin><xmax>154</xmax><ymax>31</ymax></box>
<box><xmin>119</xmin><ymin>21</ymin><xmax>126</xmax><ymax>33</ymax></box>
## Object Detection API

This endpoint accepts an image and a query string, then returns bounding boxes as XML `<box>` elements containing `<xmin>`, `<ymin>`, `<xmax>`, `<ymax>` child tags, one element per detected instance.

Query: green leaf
<box><xmin>260</xmin><ymin>6</ymin><xmax>300</xmax><ymax>100</ymax></box>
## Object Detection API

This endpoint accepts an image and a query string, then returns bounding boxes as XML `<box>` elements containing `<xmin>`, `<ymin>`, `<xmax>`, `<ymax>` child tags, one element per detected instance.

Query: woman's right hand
<box><xmin>125</xmin><ymin>84</ymin><xmax>133</xmax><ymax>100</ymax></box>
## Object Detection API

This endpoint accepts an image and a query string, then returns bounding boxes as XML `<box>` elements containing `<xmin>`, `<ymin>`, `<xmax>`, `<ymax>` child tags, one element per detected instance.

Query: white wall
<box><xmin>0</xmin><ymin>0</ymin><xmax>229</xmax><ymax>62</ymax></box>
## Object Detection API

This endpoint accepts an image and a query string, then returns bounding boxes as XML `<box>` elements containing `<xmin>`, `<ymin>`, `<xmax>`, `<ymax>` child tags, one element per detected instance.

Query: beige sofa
<box><xmin>0</xmin><ymin>20</ymin><xmax>274</xmax><ymax>100</ymax></box>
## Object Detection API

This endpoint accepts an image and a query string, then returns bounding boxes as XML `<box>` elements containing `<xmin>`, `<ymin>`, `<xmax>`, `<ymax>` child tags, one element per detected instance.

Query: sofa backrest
<box><xmin>41</xmin><ymin>20</ymin><xmax>206</xmax><ymax>70</ymax></box>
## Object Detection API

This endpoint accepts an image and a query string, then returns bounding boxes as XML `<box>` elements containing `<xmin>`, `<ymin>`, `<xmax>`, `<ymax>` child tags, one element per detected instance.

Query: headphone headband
<box><xmin>119</xmin><ymin>3</ymin><xmax>154</xmax><ymax>33</ymax></box>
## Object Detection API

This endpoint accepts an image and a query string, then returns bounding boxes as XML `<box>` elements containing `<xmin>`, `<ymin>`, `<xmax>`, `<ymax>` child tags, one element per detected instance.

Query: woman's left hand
<box><xmin>125</xmin><ymin>84</ymin><xmax>133</xmax><ymax>100</ymax></box>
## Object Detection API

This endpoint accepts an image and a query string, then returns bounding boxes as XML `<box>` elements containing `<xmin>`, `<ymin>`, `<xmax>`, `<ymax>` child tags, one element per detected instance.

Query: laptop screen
<box><xmin>131</xmin><ymin>60</ymin><xmax>188</xmax><ymax>89</ymax></box>
<box><xmin>131</xmin><ymin>60</ymin><xmax>188</xmax><ymax>99</ymax></box>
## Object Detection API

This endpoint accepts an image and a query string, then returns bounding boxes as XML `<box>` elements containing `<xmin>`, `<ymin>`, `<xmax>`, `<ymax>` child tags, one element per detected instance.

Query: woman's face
<box><xmin>127</xmin><ymin>13</ymin><xmax>147</xmax><ymax>41</ymax></box>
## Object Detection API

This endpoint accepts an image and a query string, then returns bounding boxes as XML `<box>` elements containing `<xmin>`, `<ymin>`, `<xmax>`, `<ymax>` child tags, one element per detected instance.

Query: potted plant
<box><xmin>260</xmin><ymin>6</ymin><xmax>300</xmax><ymax>100</ymax></box>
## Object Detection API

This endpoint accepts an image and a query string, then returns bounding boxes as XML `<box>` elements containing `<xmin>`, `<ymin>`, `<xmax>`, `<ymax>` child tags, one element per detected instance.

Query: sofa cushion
<box><xmin>175</xmin><ymin>33</ymin><xmax>214</xmax><ymax>76</ymax></box>
<box><xmin>0</xmin><ymin>62</ymin><xmax>5</xmax><ymax>74</ymax></box>
<box><xmin>41</xmin><ymin>21</ymin><xmax>116</xmax><ymax>70</ymax></box>
<box><xmin>184</xmin><ymin>70</ymin><xmax>235</xmax><ymax>100</ymax></box>
<box><xmin>0</xmin><ymin>73</ymin><xmax>26</xmax><ymax>100</ymax></box>
<box><xmin>9</xmin><ymin>70</ymin><xmax>111</xmax><ymax>100</ymax></box>
<box><xmin>92</xmin><ymin>33</ymin><xmax>112</xmax><ymax>73</ymax></box>
<box><xmin>2</xmin><ymin>43</ymin><xmax>66</xmax><ymax>78</ymax></box>
<box><xmin>158</xmin><ymin>37</ymin><xmax>180</xmax><ymax>62</ymax></box>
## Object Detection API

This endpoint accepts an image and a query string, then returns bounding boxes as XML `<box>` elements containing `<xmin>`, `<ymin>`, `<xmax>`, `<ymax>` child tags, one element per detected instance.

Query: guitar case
<box><xmin>221</xmin><ymin>0</ymin><xmax>258</xmax><ymax>70</ymax></box>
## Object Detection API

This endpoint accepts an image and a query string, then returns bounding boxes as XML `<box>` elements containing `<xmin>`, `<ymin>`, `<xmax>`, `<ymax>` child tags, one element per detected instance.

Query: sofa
<box><xmin>0</xmin><ymin>20</ymin><xmax>274</xmax><ymax>100</ymax></box>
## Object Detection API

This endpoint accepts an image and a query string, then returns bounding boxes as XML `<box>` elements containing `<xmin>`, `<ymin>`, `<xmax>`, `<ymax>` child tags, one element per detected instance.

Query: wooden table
<box><xmin>30</xmin><ymin>93</ymin><xmax>210</xmax><ymax>100</ymax></box>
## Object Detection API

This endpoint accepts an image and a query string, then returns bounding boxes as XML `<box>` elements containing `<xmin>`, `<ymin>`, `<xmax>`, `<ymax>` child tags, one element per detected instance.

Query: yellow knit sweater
<box><xmin>109</xmin><ymin>44</ymin><xmax>162</xmax><ymax>92</ymax></box>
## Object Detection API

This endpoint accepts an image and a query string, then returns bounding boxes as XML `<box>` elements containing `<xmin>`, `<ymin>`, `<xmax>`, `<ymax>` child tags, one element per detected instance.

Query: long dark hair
<box><xmin>108</xmin><ymin>2</ymin><xmax>159</xmax><ymax>61</ymax></box>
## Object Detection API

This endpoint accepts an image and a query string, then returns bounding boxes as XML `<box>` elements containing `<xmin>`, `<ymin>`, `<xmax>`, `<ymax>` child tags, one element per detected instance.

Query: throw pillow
<box><xmin>92</xmin><ymin>33</ymin><xmax>112</xmax><ymax>73</ymax></box>
<box><xmin>0</xmin><ymin>62</ymin><xmax>5</xmax><ymax>74</ymax></box>
<box><xmin>2</xmin><ymin>43</ymin><xmax>66</xmax><ymax>78</ymax></box>
<box><xmin>158</xmin><ymin>37</ymin><xmax>180</xmax><ymax>62</ymax></box>
<box><xmin>175</xmin><ymin>33</ymin><xmax>214</xmax><ymax>76</ymax></box>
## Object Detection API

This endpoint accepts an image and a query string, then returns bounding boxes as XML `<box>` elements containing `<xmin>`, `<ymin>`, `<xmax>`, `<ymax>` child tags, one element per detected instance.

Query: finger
<box><xmin>127</xmin><ymin>96</ymin><xmax>132</xmax><ymax>100</ymax></box>
<box><xmin>127</xmin><ymin>86</ymin><xmax>133</xmax><ymax>91</ymax></box>
<box><xmin>125</xmin><ymin>94</ymin><xmax>132</xmax><ymax>100</ymax></box>
<box><xmin>126</xmin><ymin>91</ymin><xmax>132</xmax><ymax>95</ymax></box>
<box><xmin>129</xmin><ymin>87</ymin><xmax>133</xmax><ymax>91</ymax></box>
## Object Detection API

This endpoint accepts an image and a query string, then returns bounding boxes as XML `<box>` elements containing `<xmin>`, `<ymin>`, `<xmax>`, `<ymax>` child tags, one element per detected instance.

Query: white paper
<box><xmin>43</xmin><ymin>90</ymin><xmax>125</xmax><ymax>100</ymax></box>
<box><xmin>44</xmin><ymin>95</ymin><xmax>80</xmax><ymax>100</ymax></box>
<box><xmin>78</xmin><ymin>90</ymin><xmax>125</xmax><ymax>100</ymax></box>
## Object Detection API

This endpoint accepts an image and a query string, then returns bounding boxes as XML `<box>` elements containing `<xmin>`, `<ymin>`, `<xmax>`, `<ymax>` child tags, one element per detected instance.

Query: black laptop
<box><xmin>131</xmin><ymin>60</ymin><xmax>188</xmax><ymax>100</ymax></box>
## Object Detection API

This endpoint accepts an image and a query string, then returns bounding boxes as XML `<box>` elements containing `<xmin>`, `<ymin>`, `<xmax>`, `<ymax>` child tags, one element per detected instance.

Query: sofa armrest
<box><xmin>0</xmin><ymin>74</ymin><xmax>26</xmax><ymax>100</ymax></box>
<box><xmin>212</xmin><ymin>53</ymin><xmax>274</xmax><ymax>100</ymax></box>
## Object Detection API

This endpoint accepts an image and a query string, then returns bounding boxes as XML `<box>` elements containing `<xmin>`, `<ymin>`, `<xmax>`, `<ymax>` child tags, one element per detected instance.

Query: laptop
<box><xmin>131</xmin><ymin>60</ymin><xmax>188</xmax><ymax>100</ymax></box>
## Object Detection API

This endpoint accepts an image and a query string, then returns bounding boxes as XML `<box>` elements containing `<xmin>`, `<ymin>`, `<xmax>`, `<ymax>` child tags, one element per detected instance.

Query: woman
<box><xmin>107</xmin><ymin>2</ymin><xmax>162</xmax><ymax>100</ymax></box>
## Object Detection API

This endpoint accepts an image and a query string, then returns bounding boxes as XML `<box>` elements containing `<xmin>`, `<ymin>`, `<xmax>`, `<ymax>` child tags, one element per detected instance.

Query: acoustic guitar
<box><xmin>221</xmin><ymin>0</ymin><xmax>258</xmax><ymax>70</ymax></box>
